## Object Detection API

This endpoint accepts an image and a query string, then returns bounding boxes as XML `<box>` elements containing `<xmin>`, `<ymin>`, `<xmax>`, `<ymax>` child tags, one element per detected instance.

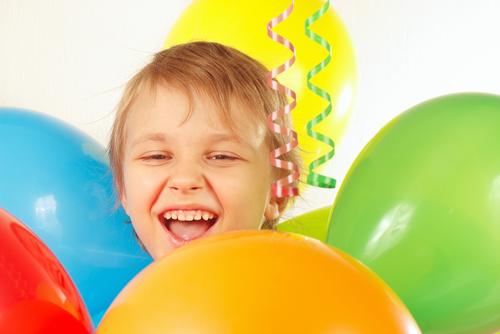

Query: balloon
<box><xmin>91</xmin><ymin>310</ymin><xmax>107</xmax><ymax>328</ymax></box>
<box><xmin>277</xmin><ymin>206</ymin><xmax>331</xmax><ymax>241</ymax></box>
<box><xmin>97</xmin><ymin>230</ymin><xmax>420</xmax><ymax>334</ymax></box>
<box><xmin>0</xmin><ymin>108</ymin><xmax>152</xmax><ymax>320</ymax></box>
<box><xmin>326</xmin><ymin>93</ymin><xmax>500</xmax><ymax>334</ymax></box>
<box><xmin>164</xmin><ymin>0</ymin><xmax>357</xmax><ymax>179</ymax></box>
<box><xmin>0</xmin><ymin>207</ymin><xmax>93</xmax><ymax>334</ymax></box>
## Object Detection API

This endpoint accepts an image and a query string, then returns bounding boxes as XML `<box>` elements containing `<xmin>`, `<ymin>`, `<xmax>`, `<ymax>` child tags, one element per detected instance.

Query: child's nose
<box><xmin>167</xmin><ymin>163</ymin><xmax>205</xmax><ymax>193</ymax></box>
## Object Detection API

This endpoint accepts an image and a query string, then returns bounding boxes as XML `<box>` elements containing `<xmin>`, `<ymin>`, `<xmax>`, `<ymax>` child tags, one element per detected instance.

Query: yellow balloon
<box><xmin>164</xmin><ymin>0</ymin><xmax>357</xmax><ymax>179</ymax></box>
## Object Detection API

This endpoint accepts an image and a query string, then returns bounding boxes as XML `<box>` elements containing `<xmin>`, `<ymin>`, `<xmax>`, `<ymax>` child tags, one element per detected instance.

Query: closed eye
<box><xmin>209</xmin><ymin>154</ymin><xmax>238</xmax><ymax>161</ymax></box>
<box><xmin>142</xmin><ymin>154</ymin><xmax>170</xmax><ymax>161</ymax></box>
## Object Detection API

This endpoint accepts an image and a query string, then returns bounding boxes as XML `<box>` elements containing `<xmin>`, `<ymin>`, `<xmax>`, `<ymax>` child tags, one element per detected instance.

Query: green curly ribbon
<box><xmin>305</xmin><ymin>0</ymin><xmax>336</xmax><ymax>189</ymax></box>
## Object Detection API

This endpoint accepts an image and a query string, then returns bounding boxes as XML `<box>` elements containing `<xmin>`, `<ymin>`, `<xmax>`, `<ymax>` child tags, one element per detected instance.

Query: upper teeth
<box><xmin>164</xmin><ymin>210</ymin><xmax>216</xmax><ymax>221</ymax></box>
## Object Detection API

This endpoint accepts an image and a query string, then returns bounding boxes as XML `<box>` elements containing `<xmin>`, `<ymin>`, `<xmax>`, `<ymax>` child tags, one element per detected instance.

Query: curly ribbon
<box><xmin>305</xmin><ymin>0</ymin><xmax>336</xmax><ymax>188</ymax></box>
<box><xmin>266</xmin><ymin>1</ymin><xmax>299</xmax><ymax>198</ymax></box>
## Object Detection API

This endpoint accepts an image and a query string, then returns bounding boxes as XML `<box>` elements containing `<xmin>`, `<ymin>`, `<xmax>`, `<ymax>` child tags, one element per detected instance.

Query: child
<box><xmin>108</xmin><ymin>42</ymin><xmax>303</xmax><ymax>260</ymax></box>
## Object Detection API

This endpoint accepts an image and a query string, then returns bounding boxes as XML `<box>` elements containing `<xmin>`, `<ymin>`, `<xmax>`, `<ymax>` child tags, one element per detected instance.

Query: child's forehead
<box><xmin>128</xmin><ymin>83</ymin><xmax>267</xmax><ymax>143</ymax></box>
<box><xmin>149</xmin><ymin>83</ymin><xmax>263</xmax><ymax>127</ymax></box>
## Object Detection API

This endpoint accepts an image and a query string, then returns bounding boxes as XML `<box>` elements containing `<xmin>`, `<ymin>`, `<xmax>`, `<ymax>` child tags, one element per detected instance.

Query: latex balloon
<box><xmin>326</xmin><ymin>93</ymin><xmax>500</xmax><ymax>334</ymax></box>
<box><xmin>277</xmin><ymin>206</ymin><xmax>331</xmax><ymax>241</ymax></box>
<box><xmin>0</xmin><ymin>300</ymin><xmax>91</xmax><ymax>334</ymax></box>
<box><xmin>91</xmin><ymin>310</ymin><xmax>107</xmax><ymax>328</ymax></box>
<box><xmin>97</xmin><ymin>230</ymin><xmax>420</xmax><ymax>334</ymax></box>
<box><xmin>164</xmin><ymin>0</ymin><xmax>357</xmax><ymax>180</ymax></box>
<box><xmin>0</xmin><ymin>207</ymin><xmax>93</xmax><ymax>334</ymax></box>
<box><xmin>0</xmin><ymin>108</ymin><xmax>152</xmax><ymax>321</ymax></box>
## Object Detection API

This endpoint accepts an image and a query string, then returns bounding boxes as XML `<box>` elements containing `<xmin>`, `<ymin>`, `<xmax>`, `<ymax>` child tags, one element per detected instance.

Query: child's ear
<box><xmin>120</xmin><ymin>191</ymin><xmax>130</xmax><ymax>216</ymax></box>
<box><xmin>264</xmin><ymin>196</ymin><xmax>287</xmax><ymax>220</ymax></box>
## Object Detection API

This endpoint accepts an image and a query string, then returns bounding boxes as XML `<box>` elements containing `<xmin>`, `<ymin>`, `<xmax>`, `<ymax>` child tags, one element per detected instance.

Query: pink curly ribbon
<box><xmin>267</xmin><ymin>1</ymin><xmax>299</xmax><ymax>198</ymax></box>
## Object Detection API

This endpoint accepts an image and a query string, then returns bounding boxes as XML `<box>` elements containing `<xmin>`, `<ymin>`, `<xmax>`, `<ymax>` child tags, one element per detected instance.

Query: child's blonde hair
<box><xmin>109</xmin><ymin>41</ymin><xmax>303</xmax><ymax>233</ymax></box>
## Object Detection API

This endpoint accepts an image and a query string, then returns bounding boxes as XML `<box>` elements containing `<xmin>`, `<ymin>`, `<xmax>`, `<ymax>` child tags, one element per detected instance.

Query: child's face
<box><xmin>120</xmin><ymin>85</ymin><xmax>280</xmax><ymax>259</ymax></box>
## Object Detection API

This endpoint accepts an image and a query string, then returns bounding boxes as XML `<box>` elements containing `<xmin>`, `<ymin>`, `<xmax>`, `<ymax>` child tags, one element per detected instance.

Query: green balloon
<box><xmin>326</xmin><ymin>93</ymin><xmax>500</xmax><ymax>334</ymax></box>
<box><xmin>277</xmin><ymin>206</ymin><xmax>331</xmax><ymax>242</ymax></box>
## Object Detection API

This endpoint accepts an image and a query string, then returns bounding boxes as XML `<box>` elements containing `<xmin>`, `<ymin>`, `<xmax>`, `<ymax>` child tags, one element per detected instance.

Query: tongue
<box><xmin>168</xmin><ymin>219</ymin><xmax>214</xmax><ymax>240</ymax></box>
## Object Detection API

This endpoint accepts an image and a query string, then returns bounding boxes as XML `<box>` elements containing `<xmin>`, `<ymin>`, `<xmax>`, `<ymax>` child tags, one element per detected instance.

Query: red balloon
<box><xmin>0</xmin><ymin>207</ymin><xmax>94</xmax><ymax>334</ymax></box>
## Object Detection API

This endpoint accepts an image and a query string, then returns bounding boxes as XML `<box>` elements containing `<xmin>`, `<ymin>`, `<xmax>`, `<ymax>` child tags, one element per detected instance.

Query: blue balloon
<box><xmin>0</xmin><ymin>107</ymin><xmax>152</xmax><ymax>322</ymax></box>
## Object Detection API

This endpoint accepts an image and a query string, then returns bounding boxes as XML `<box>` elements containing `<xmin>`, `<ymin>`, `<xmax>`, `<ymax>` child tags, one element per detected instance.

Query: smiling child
<box><xmin>108</xmin><ymin>42</ymin><xmax>303</xmax><ymax>260</ymax></box>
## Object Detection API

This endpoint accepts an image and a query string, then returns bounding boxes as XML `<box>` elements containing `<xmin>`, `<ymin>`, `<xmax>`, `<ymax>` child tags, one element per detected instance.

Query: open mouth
<box><xmin>162</xmin><ymin>209</ymin><xmax>218</xmax><ymax>241</ymax></box>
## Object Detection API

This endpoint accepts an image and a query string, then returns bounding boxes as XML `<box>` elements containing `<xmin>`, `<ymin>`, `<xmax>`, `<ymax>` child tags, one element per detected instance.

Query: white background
<box><xmin>2</xmin><ymin>0</ymin><xmax>500</xmax><ymax>220</ymax></box>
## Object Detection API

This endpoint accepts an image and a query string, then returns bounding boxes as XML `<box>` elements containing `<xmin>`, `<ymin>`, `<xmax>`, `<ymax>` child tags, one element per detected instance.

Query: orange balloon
<box><xmin>97</xmin><ymin>231</ymin><xmax>420</xmax><ymax>334</ymax></box>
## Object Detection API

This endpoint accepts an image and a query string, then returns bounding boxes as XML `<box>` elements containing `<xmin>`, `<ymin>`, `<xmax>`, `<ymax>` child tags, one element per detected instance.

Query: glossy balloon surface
<box><xmin>0</xmin><ymin>108</ymin><xmax>152</xmax><ymax>319</ymax></box>
<box><xmin>277</xmin><ymin>206</ymin><xmax>331</xmax><ymax>241</ymax></box>
<box><xmin>327</xmin><ymin>93</ymin><xmax>500</xmax><ymax>334</ymax></box>
<box><xmin>0</xmin><ymin>207</ymin><xmax>93</xmax><ymax>334</ymax></box>
<box><xmin>97</xmin><ymin>230</ymin><xmax>420</xmax><ymax>334</ymax></box>
<box><xmin>165</xmin><ymin>0</ymin><xmax>357</xmax><ymax>178</ymax></box>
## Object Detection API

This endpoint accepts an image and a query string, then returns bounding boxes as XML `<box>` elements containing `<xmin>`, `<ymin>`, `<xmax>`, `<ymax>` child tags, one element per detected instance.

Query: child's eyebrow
<box><xmin>131</xmin><ymin>133</ymin><xmax>167</xmax><ymax>147</ymax></box>
<box><xmin>131</xmin><ymin>133</ymin><xmax>244</xmax><ymax>147</ymax></box>
<box><xmin>205</xmin><ymin>133</ymin><xmax>243</xmax><ymax>145</ymax></box>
